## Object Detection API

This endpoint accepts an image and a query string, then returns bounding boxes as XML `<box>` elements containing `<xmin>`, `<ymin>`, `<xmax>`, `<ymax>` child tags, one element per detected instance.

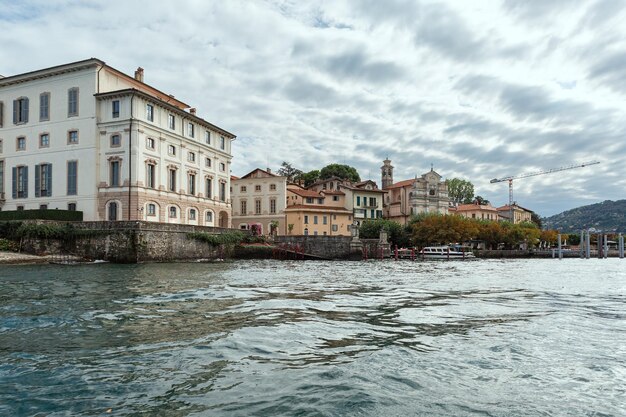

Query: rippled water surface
<box><xmin>1</xmin><ymin>259</ymin><xmax>625</xmax><ymax>416</ymax></box>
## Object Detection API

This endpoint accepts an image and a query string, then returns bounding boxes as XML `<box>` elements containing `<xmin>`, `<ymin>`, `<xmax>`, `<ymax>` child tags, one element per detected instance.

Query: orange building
<box><xmin>285</xmin><ymin>184</ymin><xmax>353</xmax><ymax>236</ymax></box>
<box><xmin>451</xmin><ymin>202</ymin><xmax>499</xmax><ymax>221</ymax></box>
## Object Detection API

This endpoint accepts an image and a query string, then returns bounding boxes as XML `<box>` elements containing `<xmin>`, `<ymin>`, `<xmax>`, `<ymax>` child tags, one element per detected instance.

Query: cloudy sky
<box><xmin>1</xmin><ymin>0</ymin><xmax>625</xmax><ymax>216</ymax></box>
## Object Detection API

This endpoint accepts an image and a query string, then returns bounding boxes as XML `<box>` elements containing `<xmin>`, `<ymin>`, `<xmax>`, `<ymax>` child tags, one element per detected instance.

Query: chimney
<box><xmin>267</xmin><ymin>168</ymin><xmax>272</xmax><ymax>174</ymax></box>
<box><xmin>134</xmin><ymin>67</ymin><xmax>144</xmax><ymax>82</ymax></box>
<box><xmin>190</xmin><ymin>108</ymin><xmax>197</xmax><ymax>115</ymax></box>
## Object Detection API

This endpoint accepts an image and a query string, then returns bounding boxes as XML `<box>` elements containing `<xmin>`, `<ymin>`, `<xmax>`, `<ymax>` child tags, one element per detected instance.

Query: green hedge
<box><xmin>0</xmin><ymin>209</ymin><xmax>83</xmax><ymax>221</ymax></box>
<box><xmin>188</xmin><ymin>231</ymin><xmax>247</xmax><ymax>246</ymax></box>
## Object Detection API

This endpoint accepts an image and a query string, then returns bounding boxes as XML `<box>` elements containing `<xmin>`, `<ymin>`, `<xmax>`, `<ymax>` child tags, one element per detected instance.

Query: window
<box><xmin>168</xmin><ymin>114</ymin><xmax>175</xmax><ymax>129</ymax></box>
<box><xmin>333</xmin><ymin>195</ymin><xmax>339</xmax><ymax>202</ymax></box>
<box><xmin>255</xmin><ymin>185</ymin><xmax>261</xmax><ymax>192</ymax></box>
<box><xmin>0</xmin><ymin>160</ymin><xmax>4</xmax><ymax>197</ymax></box>
<box><xmin>39</xmin><ymin>204</ymin><xmax>48</xmax><ymax>210</ymax></box>
<box><xmin>206</xmin><ymin>211</ymin><xmax>213</xmax><ymax>223</ymax></box>
<box><xmin>39</xmin><ymin>134</ymin><xmax>49</xmax><ymax>148</ymax></box>
<box><xmin>146</xmin><ymin>137</ymin><xmax>155</xmax><ymax>149</ymax></box>
<box><xmin>146</xmin><ymin>163</ymin><xmax>156</xmax><ymax>188</ymax></box>
<box><xmin>169</xmin><ymin>206</ymin><xmax>177</xmax><ymax>218</ymax></box>
<box><xmin>220</xmin><ymin>136</ymin><xmax>225</xmax><ymax>150</ymax></box>
<box><xmin>188</xmin><ymin>152</ymin><xmax>196</xmax><ymax>163</ymax></box>
<box><xmin>40</xmin><ymin>93</ymin><xmax>50</xmax><ymax>121</ymax></box>
<box><xmin>270</xmin><ymin>199</ymin><xmax>276</xmax><ymax>214</ymax></box>
<box><xmin>255</xmin><ymin>200</ymin><xmax>261</xmax><ymax>215</ymax></box>
<box><xmin>16</xmin><ymin>137</ymin><xmax>26</xmax><ymax>151</ymax></box>
<box><xmin>332</xmin><ymin>224</ymin><xmax>338</xmax><ymax>232</ymax></box>
<box><xmin>270</xmin><ymin>184</ymin><xmax>276</xmax><ymax>191</ymax></box>
<box><xmin>370</xmin><ymin>197</ymin><xmax>376</xmax><ymax>206</ymax></box>
<box><xmin>314</xmin><ymin>216</ymin><xmax>318</xmax><ymax>224</ymax></box>
<box><xmin>17</xmin><ymin>206</ymin><xmax>24</xmax><ymax>211</ymax></box>
<box><xmin>0</xmin><ymin>139</ymin><xmax>3</xmax><ymax>154</ymax></box>
<box><xmin>240</xmin><ymin>186</ymin><xmax>247</xmax><ymax>192</ymax></box>
<box><xmin>68</xmin><ymin>203</ymin><xmax>77</xmax><ymax>211</ymax></box>
<box><xmin>240</xmin><ymin>200</ymin><xmax>247</xmax><ymax>215</ymax></box>
<box><xmin>188</xmin><ymin>173</ymin><xmax>196</xmax><ymax>195</ymax></box>
<box><xmin>429</xmin><ymin>188</ymin><xmax>436</xmax><ymax>196</ymax></box>
<box><xmin>68</xmin><ymin>88</ymin><xmax>79</xmax><ymax>117</ymax></box>
<box><xmin>68</xmin><ymin>130</ymin><xmax>78</xmax><ymax>144</ymax></box>
<box><xmin>356</xmin><ymin>196</ymin><xmax>361</xmax><ymax>206</ymax></box>
<box><xmin>146</xmin><ymin>104</ymin><xmax>154</xmax><ymax>122</ymax></box>
<box><xmin>317</xmin><ymin>198</ymin><xmax>323</xmax><ymax>204</ymax></box>
<box><xmin>304</xmin><ymin>215</ymin><xmax>309</xmax><ymax>224</ymax></box>
<box><xmin>188</xmin><ymin>123</ymin><xmax>194</xmax><ymax>138</ymax></box>
<box><xmin>323</xmin><ymin>216</ymin><xmax>327</xmax><ymax>225</ymax></box>
<box><xmin>13</xmin><ymin>166</ymin><xmax>28</xmax><ymax>198</ymax></box>
<box><xmin>147</xmin><ymin>203</ymin><xmax>156</xmax><ymax>216</ymax></box>
<box><xmin>112</xmin><ymin>100</ymin><xmax>120</xmax><ymax>118</ymax></box>
<box><xmin>13</xmin><ymin>97</ymin><xmax>29</xmax><ymax>124</ymax></box>
<box><xmin>111</xmin><ymin>134</ymin><xmax>121</xmax><ymax>147</ymax></box>
<box><xmin>109</xmin><ymin>202</ymin><xmax>119</xmax><ymax>220</ymax></box>
<box><xmin>168</xmin><ymin>145</ymin><xmax>176</xmax><ymax>156</ymax></box>
<box><xmin>67</xmin><ymin>161</ymin><xmax>77</xmax><ymax>195</ymax></box>
<box><xmin>205</xmin><ymin>177</ymin><xmax>212</xmax><ymax>198</ymax></box>
<box><xmin>35</xmin><ymin>163</ymin><xmax>52</xmax><ymax>197</ymax></box>
<box><xmin>189</xmin><ymin>209</ymin><xmax>197</xmax><ymax>220</ymax></box>
<box><xmin>219</xmin><ymin>162</ymin><xmax>226</xmax><ymax>172</ymax></box>
<box><xmin>168</xmin><ymin>168</ymin><xmax>177</xmax><ymax>192</ymax></box>
<box><xmin>0</xmin><ymin>101</ymin><xmax>4</xmax><ymax>127</ymax></box>
<box><xmin>306</xmin><ymin>197</ymin><xmax>313</xmax><ymax>204</ymax></box>
<box><xmin>205</xmin><ymin>131</ymin><xmax>211</xmax><ymax>145</ymax></box>
<box><xmin>205</xmin><ymin>157</ymin><xmax>211</xmax><ymax>168</ymax></box>
<box><xmin>219</xmin><ymin>182</ymin><xmax>226</xmax><ymax>201</ymax></box>
<box><xmin>110</xmin><ymin>160</ymin><xmax>120</xmax><ymax>187</ymax></box>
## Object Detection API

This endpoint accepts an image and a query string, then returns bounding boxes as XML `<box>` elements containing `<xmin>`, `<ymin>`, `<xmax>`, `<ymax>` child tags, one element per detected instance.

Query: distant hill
<box><xmin>543</xmin><ymin>200</ymin><xmax>626</xmax><ymax>233</ymax></box>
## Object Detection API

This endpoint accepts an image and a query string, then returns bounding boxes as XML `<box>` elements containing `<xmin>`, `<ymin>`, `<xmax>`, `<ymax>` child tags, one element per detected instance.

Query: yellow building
<box><xmin>451</xmin><ymin>202</ymin><xmax>499</xmax><ymax>221</ymax></box>
<box><xmin>285</xmin><ymin>184</ymin><xmax>353</xmax><ymax>236</ymax></box>
<box><xmin>497</xmin><ymin>204</ymin><xmax>533</xmax><ymax>224</ymax></box>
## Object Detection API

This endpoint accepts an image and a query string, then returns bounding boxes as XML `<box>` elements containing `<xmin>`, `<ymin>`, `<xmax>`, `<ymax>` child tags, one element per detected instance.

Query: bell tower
<box><xmin>381</xmin><ymin>158</ymin><xmax>394</xmax><ymax>189</ymax></box>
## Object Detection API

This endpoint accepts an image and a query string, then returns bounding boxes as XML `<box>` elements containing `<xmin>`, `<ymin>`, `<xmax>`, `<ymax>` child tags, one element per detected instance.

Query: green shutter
<box><xmin>47</xmin><ymin>164</ymin><xmax>52</xmax><ymax>196</ymax></box>
<box><xmin>22</xmin><ymin>98</ymin><xmax>29</xmax><ymax>123</ymax></box>
<box><xmin>12</xmin><ymin>167</ymin><xmax>17</xmax><ymax>198</ymax></box>
<box><xmin>35</xmin><ymin>165</ymin><xmax>40</xmax><ymax>197</ymax></box>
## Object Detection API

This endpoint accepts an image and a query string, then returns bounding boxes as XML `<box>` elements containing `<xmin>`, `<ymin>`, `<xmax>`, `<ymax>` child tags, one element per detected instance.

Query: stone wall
<box><xmin>274</xmin><ymin>235</ymin><xmax>356</xmax><ymax>259</ymax></box>
<box><xmin>13</xmin><ymin>220</ymin><xmax>243</xmax><ymax>263</ymax></box>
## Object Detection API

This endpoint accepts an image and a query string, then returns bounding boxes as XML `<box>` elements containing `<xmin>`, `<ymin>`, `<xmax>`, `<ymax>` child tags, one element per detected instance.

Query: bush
<box><xmin>0</xmin><ymin>238</ymin><xmax>18</xmax><ymax>251</ymax></box>
<box><xmin>0</xmin><ymin>209</ymin><xmax>83</xmax><ymax>221</ymax></box>
<box><xmin>188</xmin><ymin>231</ymin><xmax>247</xmax><ymax>246</ymax></box>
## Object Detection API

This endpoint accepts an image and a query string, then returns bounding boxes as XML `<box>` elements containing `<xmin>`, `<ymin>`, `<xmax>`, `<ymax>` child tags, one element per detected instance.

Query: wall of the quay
<box><xmin>9</xmin><ymin>221</ymin><xmax>239</xmax><ymax>263</ymax></box>
<box><xmin>274</xmin><ymin>235</ymin><xmax>357</xmax><ymax>259</ymax></box>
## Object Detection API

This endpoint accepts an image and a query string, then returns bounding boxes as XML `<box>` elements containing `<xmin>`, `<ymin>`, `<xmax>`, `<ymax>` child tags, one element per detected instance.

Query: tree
<box><xmin>473</xmin><ymin>195</ymin><xmax>490</xmax><ymax>205</ymax></box>
<box><xmin>277</xmin><ymin>162</ymin><xmax>302</xmax><ymax>182</ymax></box>
<box><xmin>410</xmin><ymin>214</ymin><xmax>479</xmax><ymax>247</ymax></box>
<box><xmin>531</xmin><ymin>212</ymin><xmax>543</xmax><ymax>229</ymax></box>
<box><xmin>445</xmin><ymin>178</ymin><xmax>475</xmax><ymax>204</ymax></box>
<box><xmin>359</xmin><ymin>219</ymin><xmax>411</xmax><ymax>247</ymax></box>
<box><xmin>296</xmin><ymin>170</ymin><xmax>320</xmax><ymax>187</ymax></box>
<box><xmin>319</xmin><ymin>164</ymin><xmax>361</xmax><ymax>183</ymax></box>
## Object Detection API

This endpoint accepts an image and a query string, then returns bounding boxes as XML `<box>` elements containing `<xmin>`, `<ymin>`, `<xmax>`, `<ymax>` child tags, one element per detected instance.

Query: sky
<box><xmin>1</xmin><ymin>0</ymin><xmax>625</xmax><ymax>216</ymax></box>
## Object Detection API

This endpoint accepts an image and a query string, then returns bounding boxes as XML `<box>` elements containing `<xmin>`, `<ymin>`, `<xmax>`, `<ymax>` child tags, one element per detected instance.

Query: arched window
<box><xmin>169</xmin><ymin>206</ymin><xmax>177</xmax><ymax>218</ymax></box>
<box><xmin>108</xmin><ymin>202</ymin><xmax>118</xmax><ymax>221</ymax></box>
<box><xmin>205</xmin><ymin>210</ymin><xmax>214</xmax><ymax>224</ymax></box>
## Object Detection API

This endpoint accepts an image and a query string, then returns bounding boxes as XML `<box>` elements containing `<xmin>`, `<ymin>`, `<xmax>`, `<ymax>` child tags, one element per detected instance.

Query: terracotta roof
<box><xmin>497</xmin><ymin>204</ymin><xmax>533</xmax><ymax>213</ymax></box>
<box><xmin>384</xmin><ymin>179</ymin><xmax>414</xmax><ymax>189</ymax></box>
<box><xmin>239</xmin><ymin>168</ymin><xmax>282</xmax><ymax>179</ymax></box>
<box><xmin>321</xmin><ymin>190</ymin><xmax>345</xmax><ymax>195</ymax></box>
<box><xmin>230</xmin><ymin>175</ymin><xmax>240</xmax><ymax>181</ymax></box>
<box><xmin>456</xmin><ymin>203</ymin><xmax>498</xmax><ymax>212</ymax></box>
<box><xmin>285</xmin><ymin>204</ymin><xmax>352</xmax><ymax>212</ymax></box>
<box><xmin>289</xmin><ymin>189</ymin><xmax>323</xmax><ymax>198</ymax></box>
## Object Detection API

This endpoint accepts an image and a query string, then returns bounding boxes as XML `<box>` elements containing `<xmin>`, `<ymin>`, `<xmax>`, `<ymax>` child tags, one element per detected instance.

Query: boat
<box><xmin>419</xmin><ymin>246</ymin><xmax>475</xmax><ymax>260</ymax></box>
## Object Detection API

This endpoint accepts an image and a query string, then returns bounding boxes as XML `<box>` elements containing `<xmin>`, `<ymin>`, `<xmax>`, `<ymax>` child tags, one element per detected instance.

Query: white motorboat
<box><xmin>419</xmin><ymin>246</ymin><xmax>475</xmax><ymax>259</ymax></box>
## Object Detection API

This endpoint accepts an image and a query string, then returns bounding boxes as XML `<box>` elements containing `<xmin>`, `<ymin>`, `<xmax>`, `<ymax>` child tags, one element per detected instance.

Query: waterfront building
<box><xmin>307</xmin><ymin>177</ymin><xmax>385</xmax><ymax>225</ymax></box>
<box><xmin>382</xmin><ymin>161</ymin><xmax>450</xmax><ymax>225</ymax></box>
<box><xmin>285</xmin><ymin>183</ymin><xmax>352</xmax><ymax>236</ymax></box>
<box><xmin>0</xmin><ymin>58</ymin><xmax>235</xmax><ymax>226</ymax></box>
<box><xmin>231</xmin><ymin>168</ymin><xmax>287</xmax><ymax>235</ymax></box>
<box><xmin>450</xmin><ymin>202</ymin><xmax>499</xmax><ymax>221</ymax></box>
<box><xmin>497</xmin><ymin>203</ymin><xmax>533</xmax><ymax>224</ymax></box>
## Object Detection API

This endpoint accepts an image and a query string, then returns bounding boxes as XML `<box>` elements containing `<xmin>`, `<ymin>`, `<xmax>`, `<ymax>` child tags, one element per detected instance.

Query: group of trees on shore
<box><xmin>277</xmin><ymin>162</ymin><xmax>360</xmax><ymax>186</ymax></box>
<box><xmin>359</xmin><ymin>214</ymin><xmax>567</xmax><ymax>249</ymax></box>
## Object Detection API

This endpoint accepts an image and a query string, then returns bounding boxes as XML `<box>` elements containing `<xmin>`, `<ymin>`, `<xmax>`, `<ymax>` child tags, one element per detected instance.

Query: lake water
<box><xmin>1</xmin><ymin>259</ymin><xmax>625</xmax><ymax>416</ymax></box>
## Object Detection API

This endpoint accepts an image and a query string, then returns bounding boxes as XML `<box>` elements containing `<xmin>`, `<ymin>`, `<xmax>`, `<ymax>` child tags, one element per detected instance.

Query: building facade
<box><xmin>231</xmin><ymin>168</ymin><xmax>287</xmax><ymax>235</ymax></box>
<box><xmin>285</xmin><ymin>184</ymin><xmax>353</xmax><ymax>236</ymax></box>
<box><xmin>383</xmin><ymin>162</ymin><xmax>450</xmax><ymax>225</ymax></box>
<box><xmin>307</xmin><ymin>177</ymin><xmax>384</xmax><ymax>225</ymax></box>
<box><xmin>450</xmin><ymin>202</ymin><xmax>499</xmax><ymax>221</ymax></box>
<box><xmin>0</xmin><ymin>59</ymin><xmax>235</xmax><ymax>226</ymax></box>
<box><xmin>497</xmin><ymin>204</ymin><xmax>533</xmax><ymax>224</ymax></box>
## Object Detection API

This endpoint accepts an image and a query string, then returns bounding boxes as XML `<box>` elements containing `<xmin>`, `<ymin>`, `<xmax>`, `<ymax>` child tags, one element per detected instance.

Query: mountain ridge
<box><xmin>543</xmin><ymin>200</ymin><xmax>626</xmax><ymax>233</ymax></box>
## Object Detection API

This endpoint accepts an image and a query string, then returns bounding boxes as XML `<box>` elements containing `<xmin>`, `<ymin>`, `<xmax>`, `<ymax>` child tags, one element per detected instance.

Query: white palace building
<box><xmin>0</xmin><ymin>58</ymin><xmax>235</xmax><ymax>226</ymax></box>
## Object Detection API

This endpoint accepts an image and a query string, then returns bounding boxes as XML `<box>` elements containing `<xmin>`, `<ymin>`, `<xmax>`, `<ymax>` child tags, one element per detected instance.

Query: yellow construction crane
<box><xmin>490</xmin><ymin>161</ymin><xmax>600</xmax><ymax>222</ymax></box>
